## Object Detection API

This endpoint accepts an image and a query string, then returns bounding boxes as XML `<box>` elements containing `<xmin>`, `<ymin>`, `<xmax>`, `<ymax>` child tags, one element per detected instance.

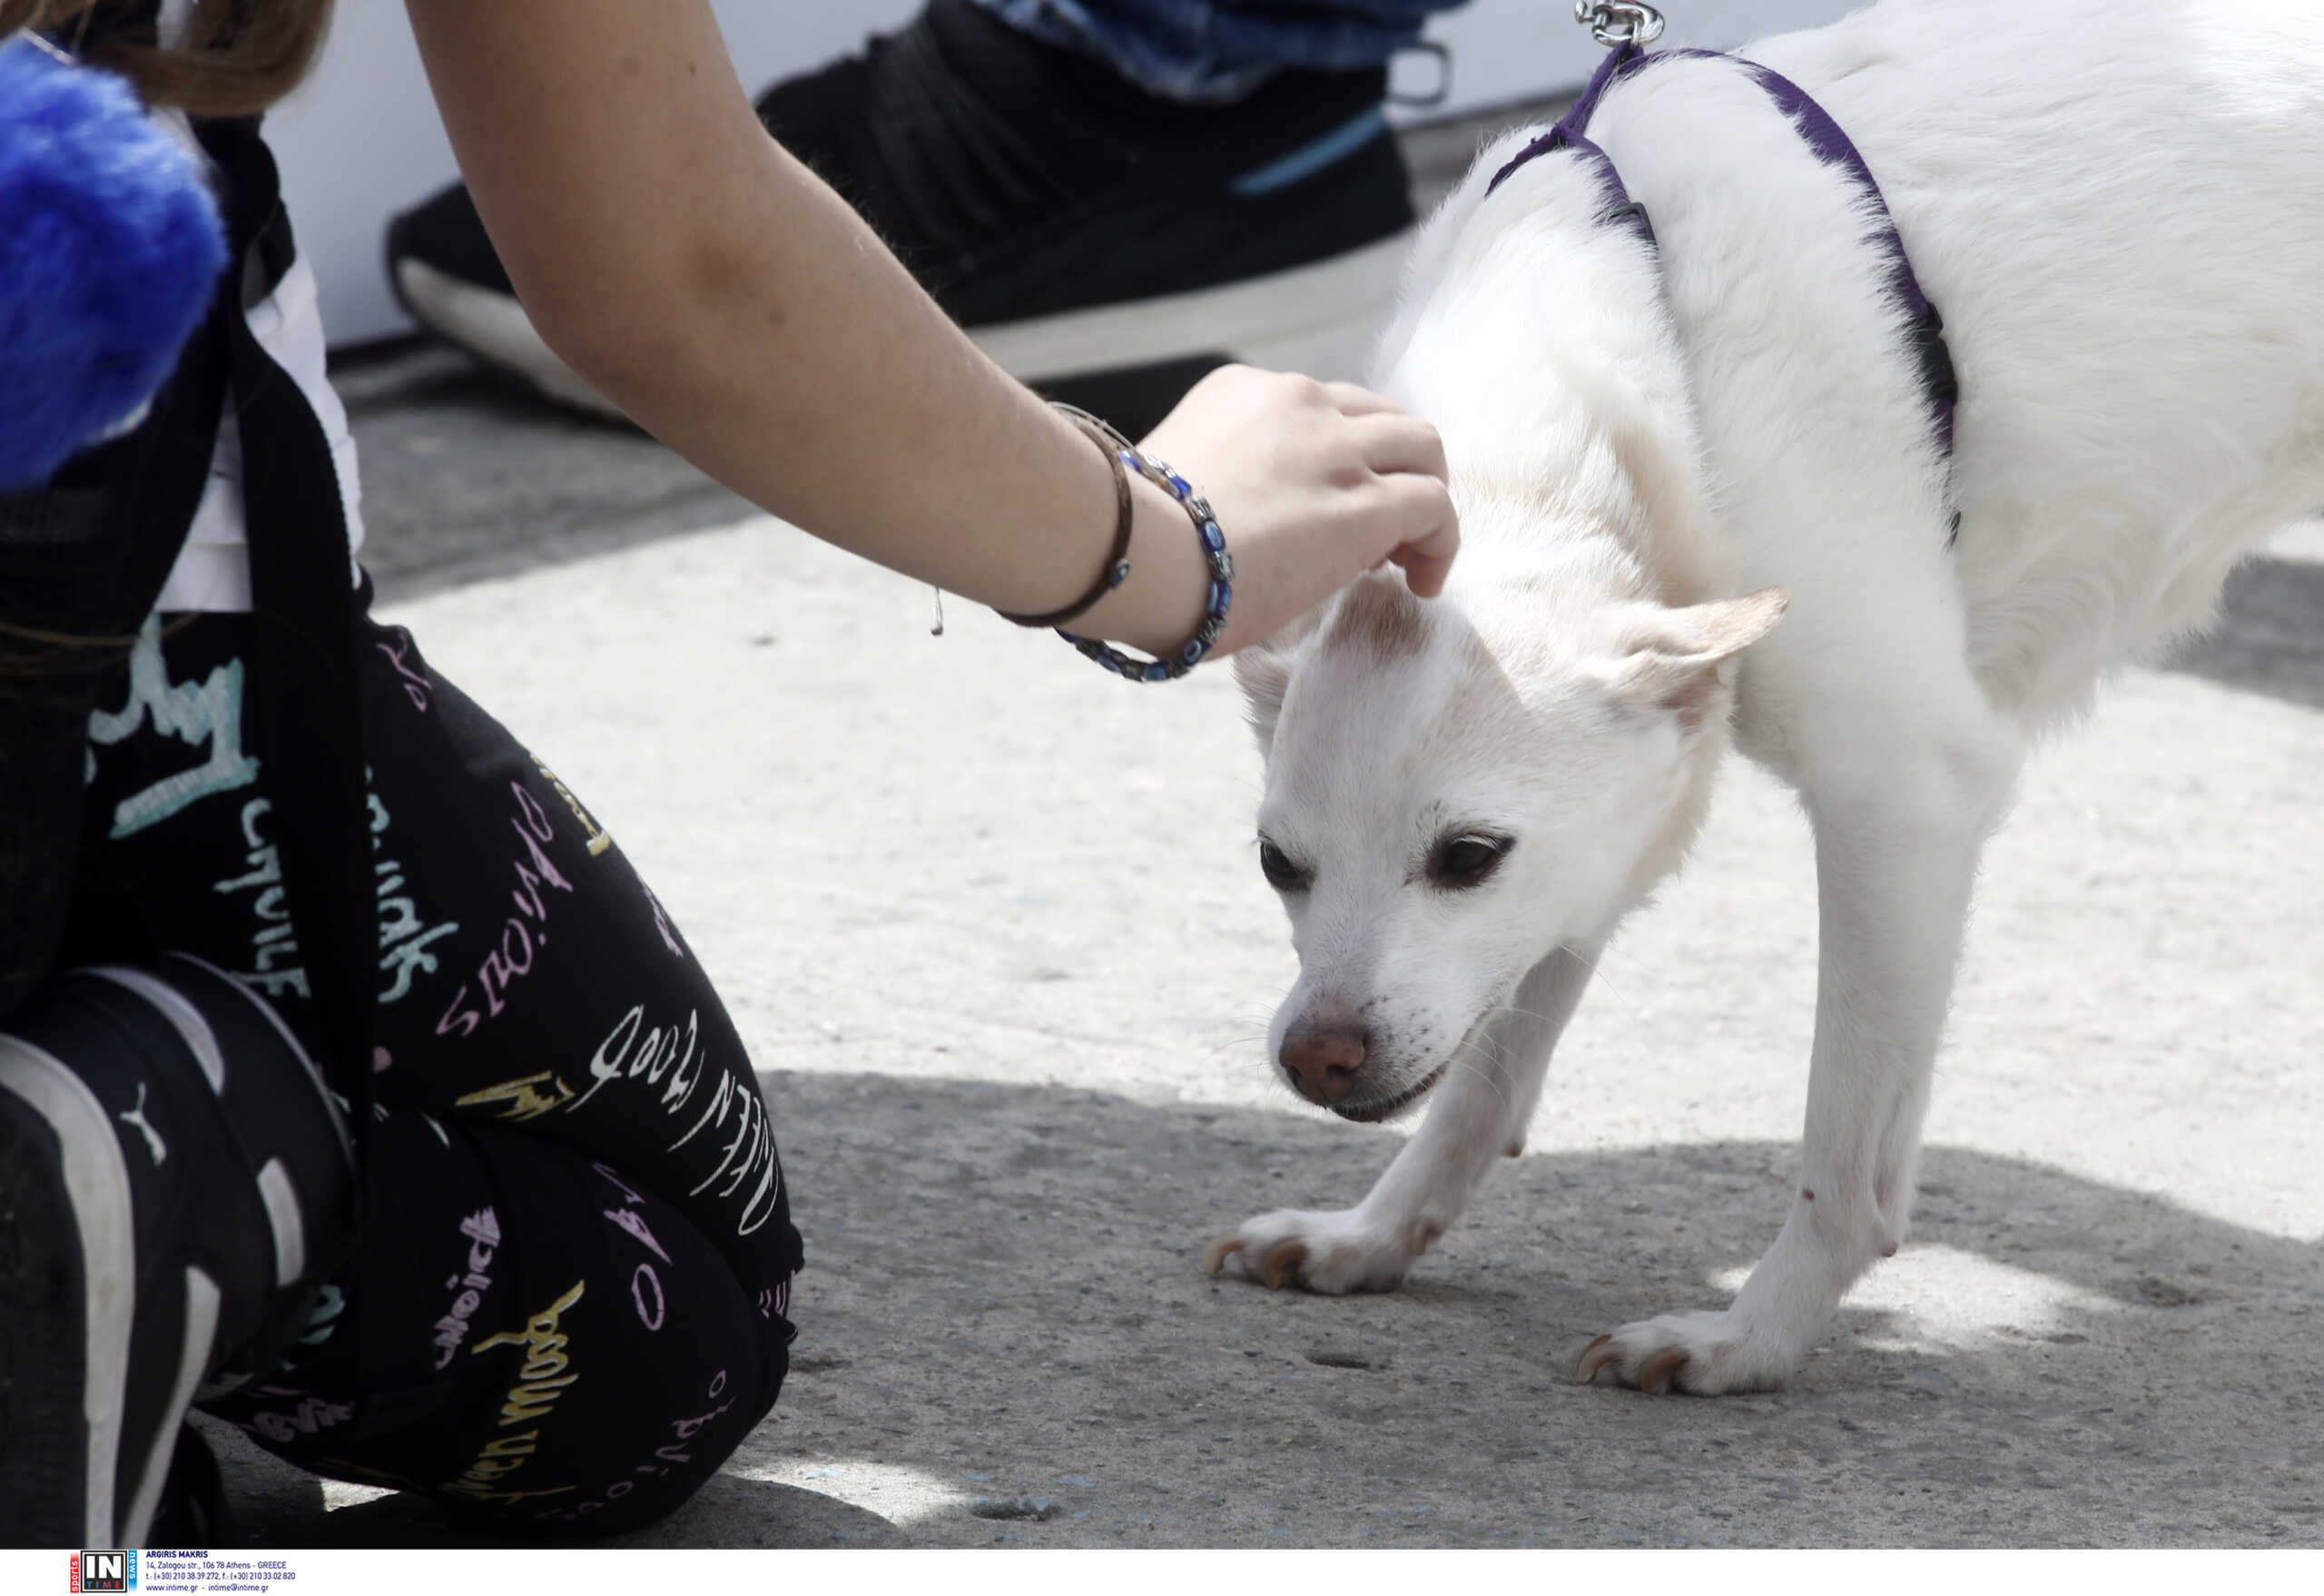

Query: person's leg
<box><xmin>201</xmin><ymin>1108</ymin><xmax>784</xmax><ymax>1534</ymax></box>
<box><xmin>62</xmin><ymin>588</ymin><xmax>803</xmax><ymax>1534</ymax></box>
<box><xmin>0</xmin><ymin>950</ymin><xmax>782</xmax><ymax>1541</ymax></box>
<box><xmin>972</xmin><ymin>1</ymin><xmax>1462</xmax><ymax>102</ymax></box>
<box><xmin>0</xmin><ymin>954</ymin><xmax>359</xmax><ymax>1546</ymax></box>
<box><xmin>77</xmin><ymin>597</ymin><xmax>802</xmax><ymax>1280</ymax></box>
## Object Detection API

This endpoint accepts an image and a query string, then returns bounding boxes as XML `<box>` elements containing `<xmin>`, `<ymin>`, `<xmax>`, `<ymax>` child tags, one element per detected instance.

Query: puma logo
<box><xmin>118</xmin><ymin>1082</ymin><xmax>167</xmax><ymax>1166</ymax></box>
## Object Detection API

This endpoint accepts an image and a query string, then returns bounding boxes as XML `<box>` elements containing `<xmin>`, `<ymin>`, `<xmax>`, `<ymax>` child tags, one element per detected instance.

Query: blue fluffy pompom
<box><xmin>0</xmin><ymin>36</ymin><xmax>229</xmax><ymax>491</ymax></box>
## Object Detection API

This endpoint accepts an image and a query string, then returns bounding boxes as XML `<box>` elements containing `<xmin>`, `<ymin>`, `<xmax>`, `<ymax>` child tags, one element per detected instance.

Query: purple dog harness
<box><xmin>1493</xmin><ymin>5</ymin><xmax>1960</xmax><ymax>517</ymax></box>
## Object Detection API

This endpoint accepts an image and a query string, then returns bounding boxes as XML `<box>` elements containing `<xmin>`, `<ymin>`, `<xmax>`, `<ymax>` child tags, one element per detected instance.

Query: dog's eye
<box><xmin>1430</xmin><ymin>832</ymin><xmax>1512</xmax><ymax>890</ymax></box>
<box><xmin>1257</xmin><ymin>838</ymin><xmax>1309</xmax><ymax>892</ymax></box>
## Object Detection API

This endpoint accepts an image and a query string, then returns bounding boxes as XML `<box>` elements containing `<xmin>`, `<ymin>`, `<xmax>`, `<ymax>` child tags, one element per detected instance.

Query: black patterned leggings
<box><xmin>72</xmin><ymin>586</ymin><xmax>803</xmax><ymax>1535</ymax></box>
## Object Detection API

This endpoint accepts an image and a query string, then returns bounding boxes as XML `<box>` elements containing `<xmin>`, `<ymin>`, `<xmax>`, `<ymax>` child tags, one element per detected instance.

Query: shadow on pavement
<box><xmin>2165</xmin><ymin>556</ymin><xmax>2324</xmax><ymax>710</ymax></box>
<box><xmin>208</xmin><ymin>1069</ymin><xmax>2324</xmax><ymax>1549</ymax></box>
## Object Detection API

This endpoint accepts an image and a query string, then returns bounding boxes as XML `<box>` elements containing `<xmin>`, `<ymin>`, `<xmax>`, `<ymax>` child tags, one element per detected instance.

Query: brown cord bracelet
<box><xmin>995</xmin><ymin>402</ymin><xmax>1137</xmax><ymax>628</ymax></box>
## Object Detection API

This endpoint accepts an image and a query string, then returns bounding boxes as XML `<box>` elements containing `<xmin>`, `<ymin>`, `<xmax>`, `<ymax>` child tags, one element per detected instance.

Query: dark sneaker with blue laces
<box><xmin>386</xmin><ymin>0</ymin><xmax>1417</xmax><ymax>429</ymax></box>
<box><xmin>0</xmin><ymin>955</ymin><xmax>357</xmax><ymax>1545</ymax></box>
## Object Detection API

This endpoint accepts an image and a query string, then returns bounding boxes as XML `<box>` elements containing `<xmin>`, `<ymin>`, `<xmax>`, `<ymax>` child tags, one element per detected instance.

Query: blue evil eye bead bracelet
<box><xmin>1041</xmin><ymin>406</ymin><xmax>1235</xmax><ymax>683</ymax></box>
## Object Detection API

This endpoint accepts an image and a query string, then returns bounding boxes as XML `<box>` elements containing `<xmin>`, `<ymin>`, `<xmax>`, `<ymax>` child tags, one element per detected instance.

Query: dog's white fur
<box><xmin>1206</xmin><ymin>0</ymin><xmax>2324</xmax><ymax>1393</ymax></box>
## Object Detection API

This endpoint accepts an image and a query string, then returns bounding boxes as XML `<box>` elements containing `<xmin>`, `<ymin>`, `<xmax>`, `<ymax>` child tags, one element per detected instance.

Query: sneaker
<box><xmin>0</xmin><ymin>955</ymin><xmax>356</xmax><ymax>1545</ymax></box>
<box><xmin>387</xmin><ymin>0</ymin><xmax>1417</xmax><ymax>429</ymax></box>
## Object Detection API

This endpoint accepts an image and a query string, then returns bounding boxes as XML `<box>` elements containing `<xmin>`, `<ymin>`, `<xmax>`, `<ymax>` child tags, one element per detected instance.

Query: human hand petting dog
<box><xmin>1120</xmin><ymin>365</ymin><xmax>1461</xmax><ymax>658</ymax></box>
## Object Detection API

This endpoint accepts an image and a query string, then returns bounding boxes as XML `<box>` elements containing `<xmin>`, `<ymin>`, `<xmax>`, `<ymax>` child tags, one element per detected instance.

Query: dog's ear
<box><xmin>1600</xmin><ymin>586</ymin><xmax>1787</xmax><ymax>733</ymax></box>
<box><xmin>1232</xmin><ymin>601</ymin><xmax>1327</xmax><ymax>752</ymax></box>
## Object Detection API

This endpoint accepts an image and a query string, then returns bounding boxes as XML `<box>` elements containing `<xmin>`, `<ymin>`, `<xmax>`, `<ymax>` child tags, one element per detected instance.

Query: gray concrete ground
<box><xmin>195</xmin><ymin>110</ymin><xmax>2324</xmax><ymax>1549</ymax></box>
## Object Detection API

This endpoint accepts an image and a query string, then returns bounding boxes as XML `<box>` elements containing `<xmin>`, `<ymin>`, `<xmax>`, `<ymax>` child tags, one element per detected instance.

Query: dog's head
<box><xmin>1235</xmin><ymin>562</ymin><xmax>1784</xmax><ymax>1121</ymax></box>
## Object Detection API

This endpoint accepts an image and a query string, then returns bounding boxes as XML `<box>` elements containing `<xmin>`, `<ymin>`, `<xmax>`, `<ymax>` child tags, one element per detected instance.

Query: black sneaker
<box><xmin>387</xmin><ymin>0</ymin><xmax>1417</xmax><ymax>429</ymax></box>
<box><xmin>0</xmin><ymin>955</ymin><xmax>357</xmax><ymax>1545</ymax></box>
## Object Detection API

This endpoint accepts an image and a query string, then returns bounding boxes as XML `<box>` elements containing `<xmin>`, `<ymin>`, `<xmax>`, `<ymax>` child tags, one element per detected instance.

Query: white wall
<box><xmin>274</xmin><ymin>1</ymin><xmax>1856</xmax><ymax>348</ymax></box>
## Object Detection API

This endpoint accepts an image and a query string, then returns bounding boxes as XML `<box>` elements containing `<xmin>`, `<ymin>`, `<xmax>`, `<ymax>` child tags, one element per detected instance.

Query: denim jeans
<box><xmin>970</xmin><ymin>0</ymin><xmax>1470</xmax><ymax>101</ymax></box>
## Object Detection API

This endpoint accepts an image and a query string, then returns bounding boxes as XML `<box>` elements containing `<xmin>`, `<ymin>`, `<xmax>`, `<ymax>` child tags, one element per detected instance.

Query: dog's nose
<box><xmin>1280</xmin><ymin>1028</ymin><xmax>1369</xmax><ymax>1105</ymax></box>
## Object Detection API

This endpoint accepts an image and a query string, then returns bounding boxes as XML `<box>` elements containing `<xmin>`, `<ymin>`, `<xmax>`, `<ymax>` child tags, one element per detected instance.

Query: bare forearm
<box><xmin>405</xmin><ymin>0</ymin><xmax>1201</xmax><ymax>647</ymax></box>
<box><xmin>549</xmin><ymin>141</ymin><xmax>1179</xmax><ymax>626</ymax></box>
<box><xmin>404</xmin><ymin>0</ymin><xmax>1455</xmax><ymax>659</ymax></box>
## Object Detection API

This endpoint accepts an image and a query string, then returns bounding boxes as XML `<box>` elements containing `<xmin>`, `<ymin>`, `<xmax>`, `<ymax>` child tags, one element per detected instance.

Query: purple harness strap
<box><xmin>1490</xmin><ymin>41</ymin><xmax>1960</xmax><ymax>471</ymax></box>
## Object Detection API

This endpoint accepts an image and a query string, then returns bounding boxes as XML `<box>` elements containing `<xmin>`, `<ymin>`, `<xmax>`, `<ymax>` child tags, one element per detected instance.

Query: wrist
<box><xmin>993</xmin><ymin>406</ymin><xmax>1136</xmax><ymax>629</ymax></box>
<box><xmin>1070</xmin><ymin>468</ymin><xmax>1209</xmax><ymax>655</ymax></box>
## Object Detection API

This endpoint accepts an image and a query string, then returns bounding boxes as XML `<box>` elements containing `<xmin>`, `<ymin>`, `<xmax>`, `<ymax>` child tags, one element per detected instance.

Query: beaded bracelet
<box><xmin>1051</xmin><ymin>417</ymin><xmax>1236</xmax><ymax>684</ymax></box>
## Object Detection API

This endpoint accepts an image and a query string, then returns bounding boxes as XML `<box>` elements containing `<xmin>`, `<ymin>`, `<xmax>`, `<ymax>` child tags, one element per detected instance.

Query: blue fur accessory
<box><xmin>0</xmin><ymin>34</ymin><xmax>229</xmax><ymax>491</ymax></box>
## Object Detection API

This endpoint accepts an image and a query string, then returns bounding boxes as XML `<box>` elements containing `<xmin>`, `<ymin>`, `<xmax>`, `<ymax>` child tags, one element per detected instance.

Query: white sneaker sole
<box><xmin>967</xmin><ymin>230</ymin><xmax>1413</xmax><ymax>382</ymax></box>
<box><xmin>394</xmin><ymin>260</ymin><xmax>632</xmax><ymax>420</ymax></box>
<box><xmin>0</xmin><ymin>1037</ymin><xmax>147</xmax><ymax>1542</ymax></box>
<box><xmin>394</xmin><ymin>229</ymin><xmax>1414</xmax><ymax>418</ymax></box>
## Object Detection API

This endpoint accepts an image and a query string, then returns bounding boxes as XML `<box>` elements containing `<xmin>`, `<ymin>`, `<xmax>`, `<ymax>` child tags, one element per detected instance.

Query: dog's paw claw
<box><xmin>1261</xmin><ymin>1241</ymin><xmax>1308</xmax><ymax>1290</ymax></box>
<box><xmin>1639</xmin><ymin>1347</ymin><xmax>1690</xmax><ymax>1395</ymax></box>
<box><xmin>1578</xmin><ymin>1310</ymin><xmax>1796</xmax><ymax>1395</ymax></box>
<box><xmin>1202</xmin><ymin>1207</ymin><xmax>1417</xmax><ymax>1295</ymax></box>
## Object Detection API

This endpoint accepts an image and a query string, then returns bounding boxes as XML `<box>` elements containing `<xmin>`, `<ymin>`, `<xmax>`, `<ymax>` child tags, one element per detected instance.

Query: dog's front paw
<box><xmin>1575</xmin><ymin>1310</ymin><xmax>1799</xmax><ymax>1395</ymax></box>
<box><xmin>1203</xmin><ymin>1207</ymin><xmax>1422</xmax><ymax>1295</ymax></box>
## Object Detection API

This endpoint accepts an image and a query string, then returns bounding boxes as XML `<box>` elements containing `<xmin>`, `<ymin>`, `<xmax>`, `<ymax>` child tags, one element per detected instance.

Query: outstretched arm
<box><xmin>402</xmin><ymin>0</ymin><xmax>1456</xmax><ymax>656</ymax></box>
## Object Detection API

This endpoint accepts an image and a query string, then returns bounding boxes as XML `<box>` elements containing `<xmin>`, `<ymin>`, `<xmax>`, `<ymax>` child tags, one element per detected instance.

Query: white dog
<box><xmin>1203</xmin><ymin>0</ymin><xmax>2324</xmax><ymax>1394</ymax></box>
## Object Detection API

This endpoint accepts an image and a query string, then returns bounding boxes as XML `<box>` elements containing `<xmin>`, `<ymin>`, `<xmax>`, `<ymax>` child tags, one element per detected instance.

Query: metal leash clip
<box><xmin>1575</xmin><ymin>2</ymin><xmax>1666</xmax><ymax>48</ymax></box>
